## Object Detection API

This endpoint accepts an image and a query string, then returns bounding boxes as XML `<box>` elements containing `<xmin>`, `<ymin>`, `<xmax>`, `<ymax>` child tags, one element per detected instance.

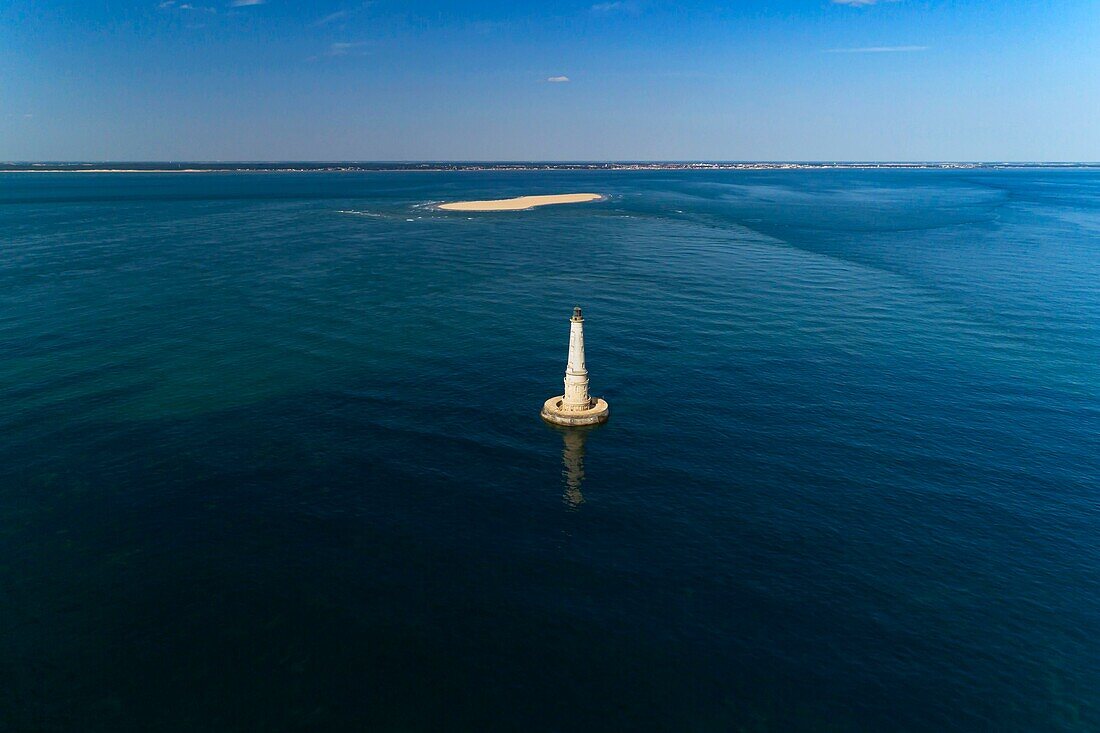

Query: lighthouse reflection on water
<box><xmin>555</xmin><ymin>426</ymin><xmax>594</xmax><ymax>509</ymax></box>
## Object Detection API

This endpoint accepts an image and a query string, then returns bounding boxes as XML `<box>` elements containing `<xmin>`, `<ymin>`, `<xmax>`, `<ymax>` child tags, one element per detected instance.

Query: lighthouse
<box><xmin>541</xmin><ymin>306</ymin><xmax>610</xmax><ymax>426</ymax></box>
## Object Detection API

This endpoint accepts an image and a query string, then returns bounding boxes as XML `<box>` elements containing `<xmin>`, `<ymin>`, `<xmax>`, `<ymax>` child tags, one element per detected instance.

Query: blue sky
<box><xmin>2</xmin><ymin>0</ymin><xmax>1098</xmax><ymax>161</ymax></box>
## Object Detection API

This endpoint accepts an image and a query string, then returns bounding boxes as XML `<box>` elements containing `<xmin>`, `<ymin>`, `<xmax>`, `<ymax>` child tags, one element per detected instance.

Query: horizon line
<box><xmin>4</xmin><ymin>160</ymin><xmax>1100</xmax><ymax>166</ymax></box>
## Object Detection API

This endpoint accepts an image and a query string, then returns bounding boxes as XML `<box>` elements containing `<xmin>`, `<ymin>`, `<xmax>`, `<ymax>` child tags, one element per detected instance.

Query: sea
<box><xmin>1</xmin><ymin>168</ymin><xmax>1097</xmax><ymax>731</ymax></box>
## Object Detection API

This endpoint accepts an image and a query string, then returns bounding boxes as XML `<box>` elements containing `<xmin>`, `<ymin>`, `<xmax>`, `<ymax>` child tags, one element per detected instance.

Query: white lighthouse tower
<box><xmin>541</xmin><ymin>306</ymin><xmax>610</xmax><ymax>426</ymax></box>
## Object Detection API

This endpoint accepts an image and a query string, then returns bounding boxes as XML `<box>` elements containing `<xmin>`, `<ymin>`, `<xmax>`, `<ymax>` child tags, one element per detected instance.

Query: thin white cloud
<box><xmin>159</xmin><ymin>1</ymin><xmax>216</xmax><ymax>13</ymax></box>
<box><xmin>327</xmin><ymin>41</ymin><xmax>367</xmax><ymax>56</ymax></box>
<box><xmin>826</xmin><ymin>45</ymin><xmax>928</xmax><ymax>53</ymax></box>
<box><xmin>313</xmin><ymin>4</ymin><xmax>371</xmax><ymax>27</ymax></box>
<box><xmin>315</xmin><ymin>10</ymin><xmax>348</xmax><ymax>26</ymax></box>
<box><xmin>230</xmin><ymin>0</ymin><xmax>264</xmax><ymax>6</ymax></box>
<box><xmin>591</xmin><ymin>1</ymin><xmax>638</xmax><ymax>12</ymax></box>
<box><xmin>547</xmin><ymin>75</ymin><xmax>570</xmax><ymax>83</ymax></box>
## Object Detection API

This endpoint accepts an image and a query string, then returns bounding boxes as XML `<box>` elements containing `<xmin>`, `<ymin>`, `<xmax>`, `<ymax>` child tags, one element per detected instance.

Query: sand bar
<box><xmin>438</xmin><ymin>193</ymin><xmax>603</xmax><ymax>211</ymax></box>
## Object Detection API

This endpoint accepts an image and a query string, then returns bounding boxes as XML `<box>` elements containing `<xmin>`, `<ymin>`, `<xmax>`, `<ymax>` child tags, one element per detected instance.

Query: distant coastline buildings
<box><xmin>3</xmin><ymin>162</ymin><xmax>1089</xmax><ymax>174</ymax></box>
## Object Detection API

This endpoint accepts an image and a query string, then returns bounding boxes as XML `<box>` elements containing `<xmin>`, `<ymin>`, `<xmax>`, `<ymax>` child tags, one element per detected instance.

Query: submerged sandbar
<box><xmin>438</xmin><ymin>193</ymin><xmax>603</xmax><ymax>211</ymax></box>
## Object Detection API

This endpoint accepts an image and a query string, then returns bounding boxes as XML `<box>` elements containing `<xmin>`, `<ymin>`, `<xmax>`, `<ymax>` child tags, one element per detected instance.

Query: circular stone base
<box><xmin>540</xmin><ymin>396</ymin><xmax>610</xmax><ymax>426</ymax></box>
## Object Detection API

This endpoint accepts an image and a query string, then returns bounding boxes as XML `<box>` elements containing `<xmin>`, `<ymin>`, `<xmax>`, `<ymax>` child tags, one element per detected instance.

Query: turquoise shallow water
<box><xmin>1</xmin><ymin>169</ymin><xmax>1098</xmax><ymax>731</ymax></box>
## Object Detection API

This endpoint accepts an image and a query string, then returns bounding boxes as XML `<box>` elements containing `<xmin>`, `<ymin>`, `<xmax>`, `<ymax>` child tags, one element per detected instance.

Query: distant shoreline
<box><xmin>2</xmin><ymin>162</ymin><xmax>1099</xmax><ymax>174</ymax></box>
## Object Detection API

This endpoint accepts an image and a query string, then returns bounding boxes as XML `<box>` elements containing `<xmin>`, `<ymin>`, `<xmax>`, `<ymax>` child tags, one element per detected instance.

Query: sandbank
<box><xmin>437</xmin><ymin>193</ymin><xmax>603</xmax><ymax>211</ymax></box>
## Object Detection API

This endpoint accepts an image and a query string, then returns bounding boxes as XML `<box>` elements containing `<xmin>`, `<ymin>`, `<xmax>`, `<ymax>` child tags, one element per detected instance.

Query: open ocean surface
<box><xmin>2</xmin><ymin>169</ymin><xmax>1098</xmax><ymax>731</ymax></box>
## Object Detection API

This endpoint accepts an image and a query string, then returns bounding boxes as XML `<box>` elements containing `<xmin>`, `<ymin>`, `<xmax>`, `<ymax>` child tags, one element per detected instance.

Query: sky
<box><xmin>1</xmin><ymin>0</ymin><xmax>1098</xmax><ymax>161</ymax></box>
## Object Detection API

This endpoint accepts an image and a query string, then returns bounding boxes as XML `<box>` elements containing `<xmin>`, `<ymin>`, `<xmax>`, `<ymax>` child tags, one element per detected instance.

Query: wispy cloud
<box><xmin>591</xmin><ymin>1</ymin><xmax>638</xmax><ymax>12</ymax></box>
<box><xmin>159</xmin><ymin>1</ymin><xmax>216</xmax><ymax>13</ymax></box>
<box><xmin>230</xmin><ymin>0</ymin><xmax>264</xmax><ymax>6</ymax></box>
<box><xmin>314</xmin><ymin>10</ymin><xmax>349</xmax><ymax>26</ymax></box>
<box><xmin>326</xmin><ymin>41</ymin><xmax>367</xmax><ymax>57</ymax></box>
<box><xmin>547</xmin><ymin>75</ymin><xmax>570</xmax><ymax>83</ymax></box>
<box><xmin>826</xmin><ymin>45</ymin><xmax>928</xmax><ymax>53</ymax></box>
<box><xmin>313</xmin><ymin>4</ymin><xmax>371</xmax><ymax>28</ymax></box>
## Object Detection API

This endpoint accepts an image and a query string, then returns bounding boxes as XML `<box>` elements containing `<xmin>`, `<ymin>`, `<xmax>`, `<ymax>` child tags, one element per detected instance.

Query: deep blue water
<box><xmin>1</xmin><ymin>169</ymin><xmax>1098</xmax><ymax>731</ymax></box>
